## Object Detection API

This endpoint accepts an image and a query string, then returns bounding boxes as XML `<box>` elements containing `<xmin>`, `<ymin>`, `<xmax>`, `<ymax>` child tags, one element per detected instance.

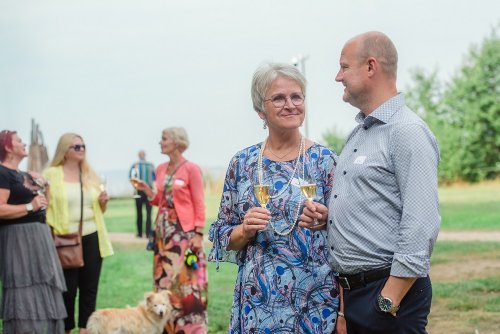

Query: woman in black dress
<box><xmin>0</xmin><ymin>130</ymin><xmax>67</xmax><ymax>334</ymax></box>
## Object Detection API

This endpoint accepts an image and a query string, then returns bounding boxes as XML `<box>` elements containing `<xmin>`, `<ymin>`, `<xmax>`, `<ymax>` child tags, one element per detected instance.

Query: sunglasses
<box><xmin>70</xmin><ymin>144</ymin><xmax>86</xmax><ymax>152</ymax></box>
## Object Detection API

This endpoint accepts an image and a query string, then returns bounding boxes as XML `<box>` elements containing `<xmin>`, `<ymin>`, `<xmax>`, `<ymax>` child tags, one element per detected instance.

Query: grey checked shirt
<box><xmin>327</xmin><ymin>93</ymin><xmax>440</xmax><ymax>277</ymax></box>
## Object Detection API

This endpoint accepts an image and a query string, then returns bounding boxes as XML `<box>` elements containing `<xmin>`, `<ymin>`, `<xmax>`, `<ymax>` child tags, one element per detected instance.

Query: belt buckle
<box><xmin>339</xmin><ymin>276</ymin><xmax>351</xmax><ymax>290</ymax></box>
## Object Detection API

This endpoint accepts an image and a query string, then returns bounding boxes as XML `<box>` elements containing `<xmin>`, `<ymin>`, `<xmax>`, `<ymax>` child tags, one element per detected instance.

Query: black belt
<box><xmin>338</xmin><ymin>267</ymin><xmax>391</xmax><ymax>290</ymax></box>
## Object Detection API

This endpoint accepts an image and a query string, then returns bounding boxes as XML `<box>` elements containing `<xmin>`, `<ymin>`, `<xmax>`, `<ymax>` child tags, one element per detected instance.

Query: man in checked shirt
<box><xmin>300</xmin><ymin>31</ymin><xmax>440</xmax><ymax>333</ymax></box>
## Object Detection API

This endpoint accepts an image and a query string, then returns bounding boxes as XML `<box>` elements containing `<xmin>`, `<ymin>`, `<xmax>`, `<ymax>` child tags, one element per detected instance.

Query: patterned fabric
<box><xmin>153</xmin><ymin>176</ymin><xmax>208</xmax><ymax>334</ymax></box>
<box><xmin>208</xmin><ymin>142</ymin><xmax>339</xmax><ymax>334</ymax></box>
<box><xmin>327</xmin><ymin>93</ymin><xmax>440</xmax><ymax>277</ymax></box>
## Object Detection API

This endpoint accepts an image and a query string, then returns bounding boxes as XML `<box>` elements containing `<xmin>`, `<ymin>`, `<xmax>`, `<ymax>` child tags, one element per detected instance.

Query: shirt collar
<box><xmin>355</xmin><ymin>93</ymin><xmax>405</xmax><ymax>128</ymax></box>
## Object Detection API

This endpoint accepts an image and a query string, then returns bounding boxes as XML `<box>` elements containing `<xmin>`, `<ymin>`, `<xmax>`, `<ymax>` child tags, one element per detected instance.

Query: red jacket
<box><xmin>150</xmin><ymin>160</ymin><xmax>206</xmax><ymax>232</ymax></box>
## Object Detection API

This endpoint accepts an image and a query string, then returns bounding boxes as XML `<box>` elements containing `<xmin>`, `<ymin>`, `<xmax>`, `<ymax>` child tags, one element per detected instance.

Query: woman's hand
<box><xmin>299</xmin><ymin>201</ymin><xmax>328</xmax><ymax>230</ymax></box>
<box><xmin>228</xmin><ymin>207</ymin><xmax>271</xmax><ymax>251</ymax></box>
<box><xmin>31</xmin><ymin>194</ymin><xmax>47</xmax><ymax>211</ymax></box>
<box><xmin>98</xmin><ymin>191</ymin><xmax>109</xmax><ymax>212</ymax></box>
<box><xmin>133</xmin><ymin>180</ymin><xmax>154</xmax><ymax>198</ymax></box>
<box><xmin>189</xmin><ymin>233</ymin><xmax>204</xmax><ymax>252</ymax></box>
<box><xmin>335</xmin><ymin>313</ymin><xmax>347</xmax><ymax>334</ymax></box>
<box><xmin>242</xmin><ymin>207</ymin><xmax>271</xmax><ymax>240</ymax></box>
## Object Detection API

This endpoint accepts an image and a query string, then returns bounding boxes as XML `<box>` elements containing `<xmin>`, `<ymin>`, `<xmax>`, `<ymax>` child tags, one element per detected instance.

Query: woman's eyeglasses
<box><xmin>264</xmin><ymin>93</ymin><xmax>305</xmax><ymax>108</ymax></box>
<box><xmin>70</xmin><ymin>144</ymin><xmax>86</xmax><ymax>152</ymax></box>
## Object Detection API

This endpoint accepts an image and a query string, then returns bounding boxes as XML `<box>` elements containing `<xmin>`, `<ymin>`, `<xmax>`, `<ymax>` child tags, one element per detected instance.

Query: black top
<box><xmin>0</xmin><ymin>164</ymin><xmax>46</xmax><ymax>225</ymax></box>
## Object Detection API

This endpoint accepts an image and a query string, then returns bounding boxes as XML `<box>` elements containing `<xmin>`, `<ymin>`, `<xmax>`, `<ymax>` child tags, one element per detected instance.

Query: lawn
<box><xmin>98</xmin><ymin>181</ymin><xmax>499</xmax><ymax>333</ymax></box>
<box><xmin>1</xmin><ymin>181</ymin><xmax>498</xmax><ymax>333</ymax></box>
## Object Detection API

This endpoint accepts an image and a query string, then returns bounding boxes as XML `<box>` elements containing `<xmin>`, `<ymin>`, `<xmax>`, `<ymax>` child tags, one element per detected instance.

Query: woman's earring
<box><xmin>263</xmin><ymin>120</ymin><xmax>268</xmax><ymax>129</ymax></box>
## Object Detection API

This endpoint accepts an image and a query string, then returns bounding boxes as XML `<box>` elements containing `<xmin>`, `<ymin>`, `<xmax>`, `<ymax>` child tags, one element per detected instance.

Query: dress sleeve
<box><xmin>189</xmin><ymin>164</ymin><xmax>206</xmax><ymax>228</ymax></box>
<box><xmin>315</xmin><ymin>146</ymin><xmax>338</xmax><ymax>205</ymax></box>
<box><xmin>0</xmin><ymin>169</ymin><xmax>9</xmax><ymax>190</ymax></box>
<box><xmin>149</xmin><ymin>164</ymin><xmax>164</xmax><ymax>207</ymax></box>
<box><xmin>208</xmin><ymin>154</ymin><xmax>246</xmax><ymax>270</ymax></box>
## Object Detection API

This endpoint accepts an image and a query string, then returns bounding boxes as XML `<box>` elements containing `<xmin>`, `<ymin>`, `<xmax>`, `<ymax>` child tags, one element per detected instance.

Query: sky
<box><xmin>2</xmin><ymin>0</ymin><xmax>499</xmax><ymax>174</ymax></box>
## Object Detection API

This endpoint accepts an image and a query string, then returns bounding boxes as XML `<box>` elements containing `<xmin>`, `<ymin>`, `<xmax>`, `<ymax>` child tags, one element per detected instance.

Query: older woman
<box><xmin>208</xmin><ymin>63</ymin><xmax>340</xmax><ymax>333</ymax></box>
<box><xmin>0</xmin><ymin>130</ymin><xmax>67</xmax><ymax>333</ymax></box>
<box><xmin>135</xmin><ymin>127</ymin><xmax>208</xmax><ymax>334</ymax></box>
<box><xmin>44</xmin><ymin>133</ymin><xmax>113</xmax><ymax>334</ymax></box>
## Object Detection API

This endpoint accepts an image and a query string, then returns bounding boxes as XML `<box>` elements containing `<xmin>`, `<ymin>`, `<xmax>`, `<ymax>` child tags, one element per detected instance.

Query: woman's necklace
<box><xmin>266</xmin><ymin>145</ymin><xmax>297</xmax><ymax>160</ymax></box>
<box><xmin>258</xmin><ymin>136</ymin><xmax>304</xmax><ymax>199</ymax></box>
<box><xmin>257</xmin><ymin>136</ymin><xmax>305</xmax><ymax>236</ymax></box>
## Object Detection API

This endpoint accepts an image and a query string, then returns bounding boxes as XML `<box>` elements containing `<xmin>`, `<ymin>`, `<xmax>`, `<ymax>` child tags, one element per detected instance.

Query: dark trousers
<box><xmin>135</xmin><ymin>191</ymin><xmax>152</xmax><ymax>237</ymax></box>
<box><xmin>344</xmin><ymin>276</ymin><xmax>432</xmax><ymax>334</ymax></box>
<box><xmin>62</xmin><ymin>232</ymin><xmax>103</xmax><ymax>330</ymax></box>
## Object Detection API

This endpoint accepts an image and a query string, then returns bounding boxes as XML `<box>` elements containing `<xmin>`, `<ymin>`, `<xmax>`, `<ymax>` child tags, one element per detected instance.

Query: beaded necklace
<box><xmin>257</xmin><ymin>136</ymin><xmax>305</xmax><ymax>236</ymax></box>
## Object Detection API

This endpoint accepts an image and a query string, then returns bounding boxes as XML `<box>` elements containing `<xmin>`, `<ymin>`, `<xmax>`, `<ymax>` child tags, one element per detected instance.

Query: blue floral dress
<box><xmin>208</xmin><ymin>142</ymin><xmax>339</xmax><ymax>334</ymax></box>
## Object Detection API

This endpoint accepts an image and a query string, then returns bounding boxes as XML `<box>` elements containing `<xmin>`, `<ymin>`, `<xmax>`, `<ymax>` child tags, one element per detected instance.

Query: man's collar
<box><xmin>355</xmin><ymin>93</ymin><xmax>405</xmax><ymax>128</ymax></box>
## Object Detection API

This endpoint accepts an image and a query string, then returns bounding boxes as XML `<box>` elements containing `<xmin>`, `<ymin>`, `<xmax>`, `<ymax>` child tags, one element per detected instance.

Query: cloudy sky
<box><xmin>2</xmin><ymin>0</ymin><xmax>498</xmax><ymax>173</ymax></box>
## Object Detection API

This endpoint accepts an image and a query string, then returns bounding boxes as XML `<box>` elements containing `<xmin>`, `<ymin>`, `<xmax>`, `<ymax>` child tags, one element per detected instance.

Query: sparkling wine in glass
<box><xmin>254</xmin><ymin>184</ymin><xmax>272</xmax><ymax>232</ymax></box>
<box><xmin>300</xmin><ymin>183</ymin><xmax>317</xmax><ymax>202</ymax></box>
<box><xmin>254</xmin><ymin>184</ymin><xmax>270</xmax><ymax>208</ymax></box>
<box><xmin>99</xmin><ymin>174</ymin><xmax>107</xmax><ymax>192</ymax></box>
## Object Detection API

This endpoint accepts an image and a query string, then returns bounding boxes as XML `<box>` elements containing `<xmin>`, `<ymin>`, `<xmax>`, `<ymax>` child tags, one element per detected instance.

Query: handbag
<box><xmin>53</xmin><ymin>169</ymin><xmax>84</xmax><ymax>269</ymax></box>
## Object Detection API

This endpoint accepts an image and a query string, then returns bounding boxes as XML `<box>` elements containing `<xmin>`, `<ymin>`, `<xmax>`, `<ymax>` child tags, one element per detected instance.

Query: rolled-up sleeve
<box><xmin>208</xmin><ymin>155</ymin><xmax>246</xmax><ymax>270</ymax></box>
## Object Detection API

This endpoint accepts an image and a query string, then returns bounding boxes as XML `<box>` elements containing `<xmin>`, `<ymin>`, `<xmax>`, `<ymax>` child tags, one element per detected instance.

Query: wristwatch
<box><xmin>25</xmin><ymin>203</ymin><xmax>33</xmax><ymax>213</ymax></box>
<box><xmin>377</xmin><ymin>294</ymin><xmax>399</xmax><ymax>315</ymax></box>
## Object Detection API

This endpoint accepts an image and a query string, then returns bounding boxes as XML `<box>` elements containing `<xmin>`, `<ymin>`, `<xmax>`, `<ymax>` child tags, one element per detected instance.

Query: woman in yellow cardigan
<box><xmin>44</xmin><ymin>133</ymin><xmax>113</xmax><ymax>334</ymax></box>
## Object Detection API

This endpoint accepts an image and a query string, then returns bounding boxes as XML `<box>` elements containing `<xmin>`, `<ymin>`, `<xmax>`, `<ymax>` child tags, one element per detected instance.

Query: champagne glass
<box><xmin>33</xmin><ymin>178</ymin><xmax>47</xmax><ymax>196</ymax></box>
<box><xmin>253</xmin><ymin>184</ymin><xmax>272</xmax><ymax>232</ymax></box>
<box><xmin>130</xmin><ymin>166</ymin><xmax>141</xmax><ymax>198</ymax></box>
<box><xmin>33</xmin><ymin>178</ymin><xmax>47</xmax><ymax>211</ymax></box>
<box><xmin>254</xmin><ymin>184</ymin><xmax>270</xmax><ymax>208</ymax></box>
<box><xmin>99</xmin><ymin>174</ymin><xmax>107</xmax><ymax>192</ymax></box>
<box><xmin>300</xmin><ymin>183</ymin><xmax>317</xmax><ymax>202</ymax></box>
<box><xmin>301</xmin><ymin>173</ymin><xmax>318</xmax><ymax>226</ymax></box>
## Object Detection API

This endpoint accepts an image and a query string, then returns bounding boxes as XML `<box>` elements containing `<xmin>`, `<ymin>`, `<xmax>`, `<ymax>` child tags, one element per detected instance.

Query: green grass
<box><xmin>96</xmin><ymin>244</ymin><xmax>236</xmax><ymax>334</ymax></box>
<box><xmin>429</xmin><ymin>241</ymin><xmax>500</xmax><ymax>333</ymax></box>
<box><xmin>438</xmin><ymin>182</ymin><xmax>500</xmax><ymax>230</ymax></box>
<box><xmin>2</xmin><ymin>182</ymin><xmax>499</xmax><ymax>333</ymax></box>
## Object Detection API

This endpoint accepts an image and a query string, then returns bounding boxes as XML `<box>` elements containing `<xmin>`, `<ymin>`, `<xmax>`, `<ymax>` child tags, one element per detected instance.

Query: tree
<box><xmin>406</xmin><ymin>26</ymin><xmax>500</xmax><ymax>182</ymax></box>
<box><xmin>322</xmin><ymin>126</ymin><xmax>346</xmax><ymax>155</ymax></box>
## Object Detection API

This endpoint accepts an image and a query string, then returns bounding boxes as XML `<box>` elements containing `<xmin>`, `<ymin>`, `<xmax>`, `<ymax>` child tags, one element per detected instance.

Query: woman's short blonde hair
<box><xmin>163</xmin><ymin>127</ymin><xmax>189</xmax><ymax>153</ymax></box>
<box><xmin>251</xmin><ymin>63</ymin><xmax>307</xmax><ymax>113</ymax></box>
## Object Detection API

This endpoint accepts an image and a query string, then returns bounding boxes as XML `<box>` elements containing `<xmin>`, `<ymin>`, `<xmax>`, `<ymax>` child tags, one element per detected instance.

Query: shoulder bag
<box><xmin>53</xmin><ymin>169</ymin><xmax>84</xmax><ymax>269</ymax></box>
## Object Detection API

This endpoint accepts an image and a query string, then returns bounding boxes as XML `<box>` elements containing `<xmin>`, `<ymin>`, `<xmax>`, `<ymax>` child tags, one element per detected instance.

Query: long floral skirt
<box><xmin>153</xmin><ymin>207</ymin><xmax>208</xmax><ymax>334</ymax></box>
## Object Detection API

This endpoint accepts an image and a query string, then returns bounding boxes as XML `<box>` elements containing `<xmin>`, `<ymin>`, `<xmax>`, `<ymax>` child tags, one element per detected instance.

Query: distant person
<box><xmin>129</xmin><ymin>150</ymin><xmax>155</xmax><ymax>238</ymax></box>
<box><xmin>44</xmin><ymin>133</ymin><xmax>114</xmax><ymax>334</ymax></box>
<box><xmin>301</xmin><ymin>31</ymin><xmax>440</xmax><ymax>333</ymax></box>
<box><xmin>134</xmin><ymin>127</ymin><xmax>208</xmax><ymax>333</ymax></box>
<box><xmin>0</xmin><ymin>130</ymin><xmax>67</xmax><ymax>334</ymax></box>
<box><xmin>208</xmin><ymin>63</ymin><xmax>341</xmax><ymax>333</ymax></box>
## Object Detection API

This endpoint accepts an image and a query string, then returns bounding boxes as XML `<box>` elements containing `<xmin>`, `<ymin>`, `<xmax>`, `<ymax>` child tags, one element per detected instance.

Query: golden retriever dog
<box><xmin>86</xmin><ymin>290</ymin><xmax>172</xmax><ymax>334</ymax></box>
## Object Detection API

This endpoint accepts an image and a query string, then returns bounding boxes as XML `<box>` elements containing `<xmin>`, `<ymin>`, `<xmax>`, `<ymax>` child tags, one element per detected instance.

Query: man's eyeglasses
<box><xmin>70</xmin><ymin>144</ymin><xmax>86</xmax><ymax>152</ymax></box>
<box><xmin>264</xmin><ymin>93</ymin><xmax>305</xmax><ymax>108</ymax></box>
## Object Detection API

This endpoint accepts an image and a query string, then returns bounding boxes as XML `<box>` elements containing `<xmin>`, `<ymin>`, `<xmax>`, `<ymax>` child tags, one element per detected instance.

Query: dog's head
<box><xmin>144</xmin><ymin>290</ymin><xmax>172</xmax><ymax>318</ymax></box>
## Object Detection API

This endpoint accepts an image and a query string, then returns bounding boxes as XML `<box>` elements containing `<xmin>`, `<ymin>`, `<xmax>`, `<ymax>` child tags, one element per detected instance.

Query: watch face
<box><xmin>378</xmin><ymin>295</ymin><xmax>393</xmax><ymax>312</ymax></box>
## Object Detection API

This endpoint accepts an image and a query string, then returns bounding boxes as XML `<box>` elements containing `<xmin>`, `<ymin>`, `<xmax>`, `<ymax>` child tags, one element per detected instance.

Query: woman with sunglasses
<box><xmin>208</xmin><ymin>63</ymin><xmax>342</xmax><ymax>333</ymax></box>
<box><xmin>0</xmin><ymin>130</ymin><xmax>67</xmax><ymax>333</ymax></box>
<box><xmin>44</xmin><ymin>133</ymin><xmax>113</xmax><ymax>334</ymax></box>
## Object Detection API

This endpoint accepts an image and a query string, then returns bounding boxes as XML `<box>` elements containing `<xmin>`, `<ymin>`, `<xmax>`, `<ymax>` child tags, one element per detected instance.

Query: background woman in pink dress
<box><xmin>135</xmin><ymin>127</ymin><xmax>208</xmax><ymax>334</ymax></box>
